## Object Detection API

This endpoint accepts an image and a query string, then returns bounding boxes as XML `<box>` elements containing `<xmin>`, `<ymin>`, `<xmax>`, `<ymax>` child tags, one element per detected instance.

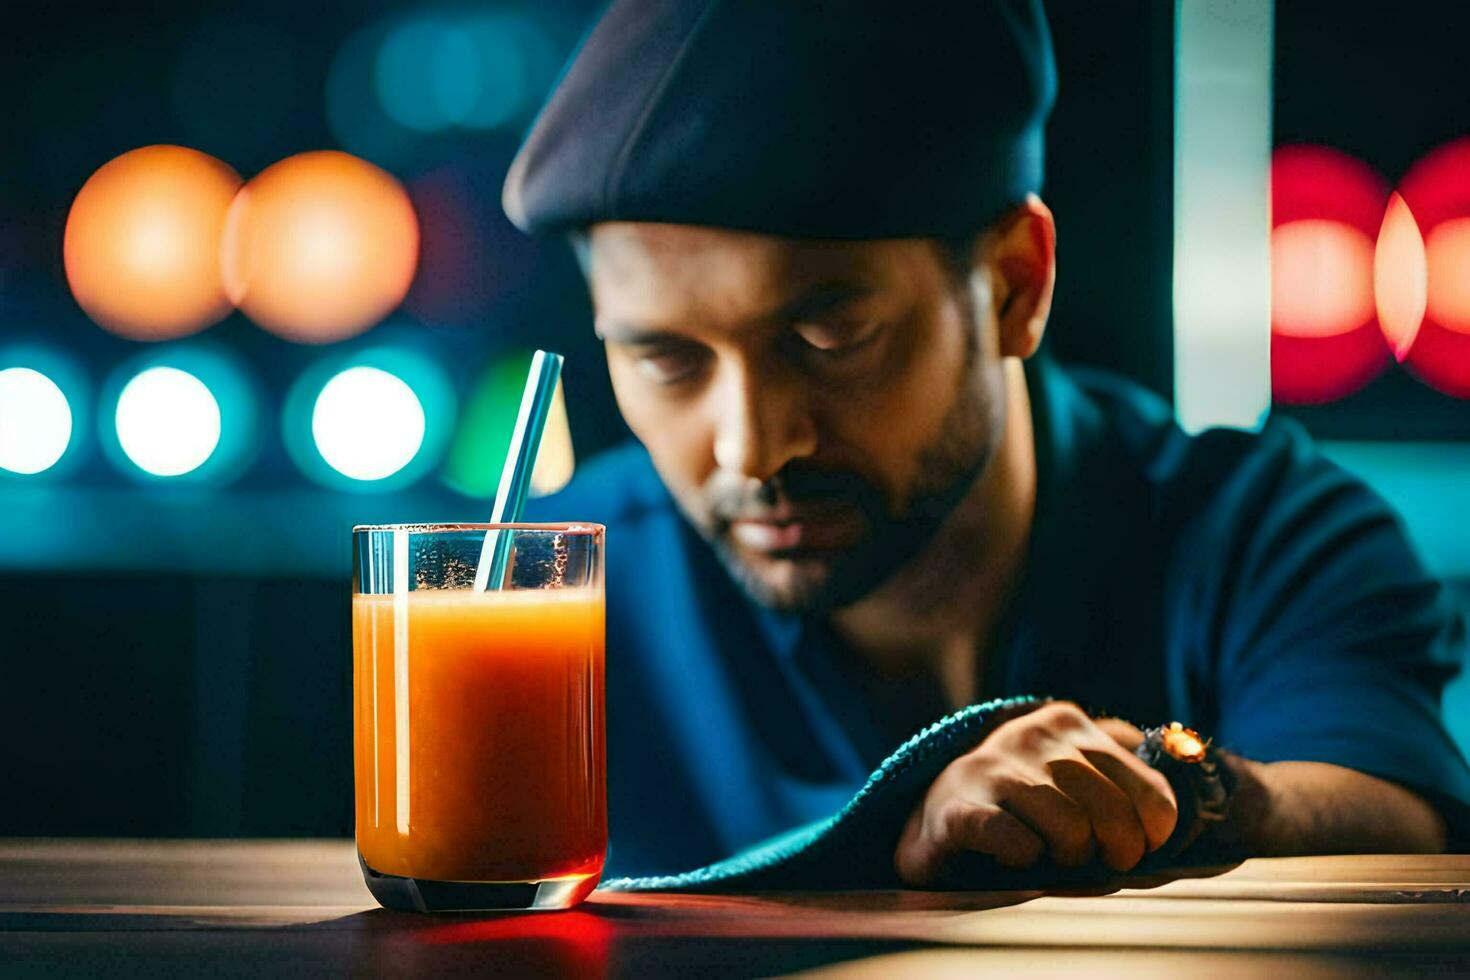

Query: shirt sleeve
<box><xmin>1169</xmin><ymin>420</ymin><xmax>1470</xmax><ymax>846</ymax></box>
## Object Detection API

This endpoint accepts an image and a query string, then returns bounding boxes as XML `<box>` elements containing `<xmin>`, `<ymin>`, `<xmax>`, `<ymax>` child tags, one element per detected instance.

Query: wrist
<box><xmin>1132</xmin><ymin>723</ymin><xmax>1260</xmax><ymax>864</ymax></box>
<box><xmin>1197</xmin><ymin>750</ymin><xmax>1272</xmax><ymax>858</ymax></box>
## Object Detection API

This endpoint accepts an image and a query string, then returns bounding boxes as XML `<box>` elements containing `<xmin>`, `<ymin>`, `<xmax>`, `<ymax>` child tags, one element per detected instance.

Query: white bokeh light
<box><xmin>115</xmin><ymin>366</ymin><xmax>222</xmax><ymax>476</ymax></box>
<box><xmin>0</xmin><ymin>367</ymin><xmax>73</xmax><ymax>475</ymax></box>
<box><xmin>311</xmin><ymin>366</ymin><xmax>425</xmax><ymax>481</ymax></box>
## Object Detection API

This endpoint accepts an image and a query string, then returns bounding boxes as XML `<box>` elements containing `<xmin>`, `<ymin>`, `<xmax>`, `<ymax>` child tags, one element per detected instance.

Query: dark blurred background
<box><xmin>1</xmin><ymin>1</ymin><xmax>1465</xmax><ymax>837</ymax></box>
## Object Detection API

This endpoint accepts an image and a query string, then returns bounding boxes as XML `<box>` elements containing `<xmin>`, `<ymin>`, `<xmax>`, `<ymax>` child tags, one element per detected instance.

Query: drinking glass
<box><xmin>352</xmin><ymin>523</ymin><xmax>605</xmax><ymax>912</ymax></box>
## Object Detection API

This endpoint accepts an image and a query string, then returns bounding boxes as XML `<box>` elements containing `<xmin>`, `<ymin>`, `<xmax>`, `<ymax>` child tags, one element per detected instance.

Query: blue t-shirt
<box><xmin>528</xmin><ymin>355</ymin><xmax>1470</xmax><ymax>876</ymax></box>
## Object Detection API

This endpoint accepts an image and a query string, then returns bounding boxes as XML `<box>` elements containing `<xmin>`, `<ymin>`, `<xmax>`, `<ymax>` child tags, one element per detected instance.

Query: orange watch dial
<box><xmin>1160</xmin><ymin>721</ymin><xmax>1208</xmax><ymax>763</ymax></box>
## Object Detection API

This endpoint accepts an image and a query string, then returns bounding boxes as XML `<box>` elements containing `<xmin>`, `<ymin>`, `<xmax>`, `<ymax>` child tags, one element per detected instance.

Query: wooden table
<box><xmin>3</xmin><ymin>841</ymin><xmax>1467</xmax><ymax>977</ymax></box>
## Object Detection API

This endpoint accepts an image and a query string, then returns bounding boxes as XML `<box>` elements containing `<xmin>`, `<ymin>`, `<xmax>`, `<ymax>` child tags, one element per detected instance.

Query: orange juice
<box><xmin>353</xmin><ymin>587</ymin><xmax>605</xmax><ymax>887</ymax></box>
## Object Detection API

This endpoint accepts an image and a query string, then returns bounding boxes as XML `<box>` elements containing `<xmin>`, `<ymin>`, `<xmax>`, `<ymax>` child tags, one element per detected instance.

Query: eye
<box><xmin>793</xmin><ymin>321</ymin><xmax>884</xmax><ymax>357</ymax></box>
<box><xmin>631</xmin><ymin>343</ymin><xmax>708</xmax><ymax>385</ymax></box>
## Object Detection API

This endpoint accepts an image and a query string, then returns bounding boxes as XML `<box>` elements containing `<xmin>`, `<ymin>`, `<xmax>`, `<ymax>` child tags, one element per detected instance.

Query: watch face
<box><xmin>1160</xmin><ymin>722</ymin><xmax>1208</xmax><ymax>763</ymax></box>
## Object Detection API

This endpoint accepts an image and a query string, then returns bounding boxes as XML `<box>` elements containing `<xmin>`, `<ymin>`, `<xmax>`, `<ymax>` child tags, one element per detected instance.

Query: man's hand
<box><xmin>894</xmin><ymin>701</ymin><xmax>1179</xmax><ymax>886</ymax></box>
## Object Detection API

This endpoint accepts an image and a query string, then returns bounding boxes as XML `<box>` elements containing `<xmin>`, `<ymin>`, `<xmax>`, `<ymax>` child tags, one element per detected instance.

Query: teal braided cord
<box><xmin>603</xmin><ymin>695</ymin><xmax>1048</xmax><ymax>892</ymax></box>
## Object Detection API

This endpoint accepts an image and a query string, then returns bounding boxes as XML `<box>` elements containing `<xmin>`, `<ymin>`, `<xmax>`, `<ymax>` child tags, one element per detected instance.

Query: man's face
<box><xmin>583</xmin><ymin>222</ymin><xmax>1005</xmax><ymax>611</ymax></box>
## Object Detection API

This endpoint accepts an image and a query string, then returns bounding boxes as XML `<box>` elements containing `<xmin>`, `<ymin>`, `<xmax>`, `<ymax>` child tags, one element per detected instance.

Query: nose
<box><xmin>711</xmin><ymin>359</ymin><xmax>818</xmax><ymax>483</ymax></box>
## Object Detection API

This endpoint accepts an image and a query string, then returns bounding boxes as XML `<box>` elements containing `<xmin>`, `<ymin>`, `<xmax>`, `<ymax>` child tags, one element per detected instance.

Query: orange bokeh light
<box><xmin>1270</xmin><ymin>219</ymin><xmax>1376</xmax><ymax>339</ymax></box>
<box><xmin>222</xmin><ymin>151</ymin><xmax>419</xmax><ymax>344</ymax></box>
<box><xmin>1373</xmin><ymin>192</ymin><xmax>1428</xmax><ymax>361</ymax></box>
<box><xmin>64</xmin><ymin>145</ymin><xmax>242</xmax><ymax>340</ymax></box>
<box><xmin>1425</xmin><ymin>216</ymin><xmax>1470</xmax><ymax>335</ymax></box>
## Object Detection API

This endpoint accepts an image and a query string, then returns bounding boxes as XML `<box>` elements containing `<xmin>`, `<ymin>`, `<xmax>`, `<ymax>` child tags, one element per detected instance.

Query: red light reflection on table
<box><xmin>413</xmin><ymin>909</ymin><xmax>613</xmax><ymax>977</ymax></box>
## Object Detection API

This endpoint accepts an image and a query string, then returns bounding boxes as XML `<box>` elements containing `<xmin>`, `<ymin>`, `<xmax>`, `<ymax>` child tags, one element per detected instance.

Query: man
<box><xmin>515</xmin><ymin>0</ymin><xmax>1470</xmax><ymax>885</ymax></box>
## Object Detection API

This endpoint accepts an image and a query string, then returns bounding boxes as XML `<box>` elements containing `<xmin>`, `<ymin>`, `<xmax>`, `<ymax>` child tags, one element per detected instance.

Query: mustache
<box><xmin>706</xmin><ymin>464</ymin><xmax>885</xmax><ymax>524</ymax></box>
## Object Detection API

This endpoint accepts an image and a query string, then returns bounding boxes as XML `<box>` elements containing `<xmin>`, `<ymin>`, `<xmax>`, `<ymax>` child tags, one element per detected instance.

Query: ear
<box><xmin>982</xmin><ymin>194</ymin><xmax>1056</xmax><ymax>360</ymax></box>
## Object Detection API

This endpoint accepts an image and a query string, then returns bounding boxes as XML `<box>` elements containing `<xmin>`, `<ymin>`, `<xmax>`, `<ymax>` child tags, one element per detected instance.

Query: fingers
<box><xmin>1093</xmin><ymin>716</ymin><xmax>1145</xmax><ymax>751</ymax></box>
<box><xmin>894</xmin><ymin>703</ymin><xmax>1187</xmax><ymax>888</ymax></box>
<box><xmin>1047</xmin><ymin>705</ymin><xmax>1179</xmax><ymax>856</ymax></box>
<box><xmin>896</xmin><ymin>800</ymin><xmax>1046</xmax><ymax>886</ymax></box>
<box><xmin>1048</xmin><ymin>757</ymin><xmax>1147</xmax><ymax>871</ymax></box>
<box><xmin>1001</xmin><ymin>778</ymin><xmax>1096</xmax><ymax>868</ymax></box>
<box><xmin>946</xmin><ymin>803</ymin><xmax>1047</xmax><ymax>870</ymax></box>
<box><xmin>1084</xmin><ymin>747</ymin><xmax>1179</xmax><ymax>852</ymax></box>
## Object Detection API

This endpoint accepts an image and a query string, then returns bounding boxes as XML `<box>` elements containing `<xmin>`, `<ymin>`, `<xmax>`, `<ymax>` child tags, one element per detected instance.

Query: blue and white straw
<box><xmin>473</xmin><ymin>349</ymin><xmax>565</xmax><ymax>591</ymax></box>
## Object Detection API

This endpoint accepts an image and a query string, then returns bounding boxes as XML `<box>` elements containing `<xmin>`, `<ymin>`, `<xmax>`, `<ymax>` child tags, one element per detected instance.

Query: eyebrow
<box><xmin>594</xmin><ymin>322</ymin><xmax>679</xmax><ymax>346</ymax></box>
<box><xmin>596</xmin><ymin>280</ymin><xmax>875</xmax><ymax>345</ymax></box>
<box><xmin>773</xmin><ymin>280</ymin><xmax>875</xmax><ymax>323</ymax></box>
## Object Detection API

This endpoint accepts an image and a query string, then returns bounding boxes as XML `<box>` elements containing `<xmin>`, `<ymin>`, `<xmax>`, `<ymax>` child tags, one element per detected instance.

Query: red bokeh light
<box><xmin>1272</xmin><ymin>145</ymin><xmax>1388</xmax><ymax>234</ymax></box>
<box><xmin>1425</xmin><ymin>217</ymin><xmax>1470</xmax><ymax>331</ymax></box>
<box><xmin>1271</xmin><ymin>220</ymin><xmax>1376</xmax><ymax>338</ymax></box>
<box><xmin>1270</xmin><ymin>145</ymin><xmax>1393</xmax><ymax>404</ymax></box>
<box><xmin>1396</xmin><ymin>138</ymin><xmax>1470</xmax><ymax>397</ymax></box>
<box><xmin>404</xmin><ymin>164</ymin><xmax>536</xmax><ymax>328</ymax></box>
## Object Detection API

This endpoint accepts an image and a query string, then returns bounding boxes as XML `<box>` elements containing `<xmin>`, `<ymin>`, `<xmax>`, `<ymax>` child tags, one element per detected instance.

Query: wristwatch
<box><xmin>1134</xmin><ymin>721</ymin><xmax>1236</xmax><ymax>863</ymax></box>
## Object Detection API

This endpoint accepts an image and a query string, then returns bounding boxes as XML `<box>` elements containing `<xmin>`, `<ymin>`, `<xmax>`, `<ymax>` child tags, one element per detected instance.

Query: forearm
<box><xmin>1204</xmin><ymin>755</ymin><xmax>1447</xmax><ymax>857</ymax></box>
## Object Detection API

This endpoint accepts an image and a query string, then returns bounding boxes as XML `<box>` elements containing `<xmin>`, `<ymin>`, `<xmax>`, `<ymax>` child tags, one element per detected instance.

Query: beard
<box><xmin>695</xmin><ymin>323</ymin><xmax>1003</xmax><ymax>613</ymax></box>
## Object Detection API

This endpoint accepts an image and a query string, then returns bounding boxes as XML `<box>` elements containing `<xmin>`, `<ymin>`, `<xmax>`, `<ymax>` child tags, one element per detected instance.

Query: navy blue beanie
<box><xmin>504</xmin><ymin>0</ymin><xmax>1057</xmax><ymax>239</ymax></box>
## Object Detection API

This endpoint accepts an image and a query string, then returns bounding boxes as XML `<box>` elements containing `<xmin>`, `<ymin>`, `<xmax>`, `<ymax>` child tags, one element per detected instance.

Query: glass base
<box><xmin>359</xmin><ymin>853</ymin><xmax>600</xmax><ymax>912</ymax></box>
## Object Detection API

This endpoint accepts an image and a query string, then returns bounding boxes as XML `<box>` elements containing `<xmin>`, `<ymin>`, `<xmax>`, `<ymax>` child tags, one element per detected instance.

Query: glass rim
<box><xmin>352</xmin><ymin>521</ymin><xmax>604</xmax><ymax>535</ymax></box>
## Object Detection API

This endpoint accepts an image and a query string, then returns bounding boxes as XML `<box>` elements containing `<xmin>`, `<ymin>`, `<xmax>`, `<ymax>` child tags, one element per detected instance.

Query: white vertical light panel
<box><xmin>1173</xmin><ymin>0</ymin><xmax>1274</xmax><ymax>433</ymax></box>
